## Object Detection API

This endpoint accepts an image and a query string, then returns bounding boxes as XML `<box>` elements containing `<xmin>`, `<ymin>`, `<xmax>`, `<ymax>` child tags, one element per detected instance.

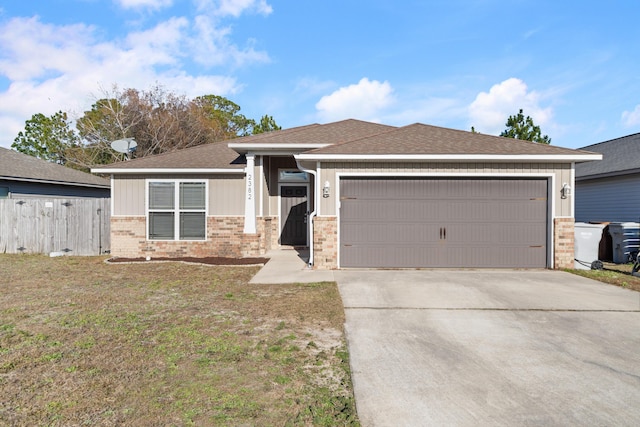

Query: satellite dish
<box><xmin>110</xmin><ymin>138</ymin><xmax>137</xmax><ymax>159</ymax></box>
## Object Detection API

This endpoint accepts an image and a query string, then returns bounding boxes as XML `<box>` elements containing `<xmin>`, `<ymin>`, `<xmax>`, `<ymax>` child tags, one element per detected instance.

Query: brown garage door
<box><xmin>339</xmin><ymin>178</ymin><xmax>548</xmax><ymax>268</ymax></box>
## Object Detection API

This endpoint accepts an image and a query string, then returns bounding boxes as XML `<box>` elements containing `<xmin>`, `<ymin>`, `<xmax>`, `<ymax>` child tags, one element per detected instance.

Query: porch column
<box><xmin>243</xmin><ymin>153</ymin><xmax>256</xmax><ymax>234</ymax></box>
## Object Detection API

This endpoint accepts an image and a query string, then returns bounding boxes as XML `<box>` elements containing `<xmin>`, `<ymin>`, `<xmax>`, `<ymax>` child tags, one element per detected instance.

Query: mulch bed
<box><xmin>106</xmin><ymin>256</ymin><xmax>270</xmax><ymax>266</ymax></box>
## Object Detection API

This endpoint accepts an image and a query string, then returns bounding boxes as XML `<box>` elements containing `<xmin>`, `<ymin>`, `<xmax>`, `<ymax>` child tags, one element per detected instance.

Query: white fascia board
<box><xmin>295</xmin><ymin>153</ymin><xmax>603</xmax><ymax>162</ymax></box>
<box><xmin>228</xmin><ymin>143</ymin><xmax>329</xmax><ymax>153</ymax></box>
<box><xmin>90</xmin><ymin>168</ymin><xmax>245</xmax><ymax>174</ymax></box>
<box><xmin>244</xmin><ymin>151</ymin><xmax>319</xmax><ymax>157</ymax></box>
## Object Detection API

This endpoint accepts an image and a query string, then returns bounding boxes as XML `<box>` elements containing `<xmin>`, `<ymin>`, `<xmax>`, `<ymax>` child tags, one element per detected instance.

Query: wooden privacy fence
<box><xmin>0</xmin><ymin>198</ymin><xmax>110</xmax><ymax>256</ymax></box>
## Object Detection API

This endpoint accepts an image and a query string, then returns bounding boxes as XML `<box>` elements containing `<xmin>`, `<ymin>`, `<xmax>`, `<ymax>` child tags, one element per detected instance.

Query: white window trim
<box><xmin>146</xmin><ymin>178</ymin><xmax>209</xmax><ymax>241</ymax></box>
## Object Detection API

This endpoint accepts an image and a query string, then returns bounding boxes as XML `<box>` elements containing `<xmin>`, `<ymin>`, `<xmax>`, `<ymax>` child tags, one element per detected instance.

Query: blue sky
<box><xmin>0</xmin><ymin>0</ymin><xmax>639</xmax><ymax>149</ymax></box>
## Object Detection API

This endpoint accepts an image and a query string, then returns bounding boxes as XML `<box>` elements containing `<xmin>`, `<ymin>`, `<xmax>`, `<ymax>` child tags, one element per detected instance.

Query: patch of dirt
<box><xmin>106</xmin><ymin>256</ymin><xmax>270</xmax><ymax>266</ymax></box>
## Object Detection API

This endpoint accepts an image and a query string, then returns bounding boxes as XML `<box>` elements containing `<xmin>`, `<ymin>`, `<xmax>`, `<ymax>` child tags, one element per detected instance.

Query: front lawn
<box><xmin>0</xmin><ymin>255</ymin><xmax>359</xmax><ymax>426</ymax></box>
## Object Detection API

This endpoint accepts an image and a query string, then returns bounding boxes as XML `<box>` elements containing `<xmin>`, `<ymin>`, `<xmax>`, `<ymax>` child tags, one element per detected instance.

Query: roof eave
<box><xmin>0</xmin><ymin>176</ymin><xmax>110</xmax><ymax>189</ymax></box>
<box><xmin>228</xmin><ymin>143</ymin><xmax>330</xmax><ymax>154</ymax></box>
<box><xmin>576</xmin><ymin>167</ymin><xmax>640</xmax><ymax>181</ymax></box>
<box><xmin>90</xmin><ymin>168</ymin><xmax>245</xmax><ymax>174</ymax></box>
<box><xmin>294</xmin><ymin>154</ymin><xmax>604</xmax><ymax>162</ymax></box>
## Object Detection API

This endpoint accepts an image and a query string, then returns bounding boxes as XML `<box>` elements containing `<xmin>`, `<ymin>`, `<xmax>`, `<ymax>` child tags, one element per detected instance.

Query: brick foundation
<box><xmin>313</xmin><ymin>216</ymin><xmax>338</xmax><ymax>269</ymax></box>
<box><xmin>554</xmin><ymin>217</ymin><xmax>575</xmax><ymax>269</ymax></box>
<box><xmin>110</xmin><ymin>216</ymin><xmax>276</xmax><ymax>259</ymax></box>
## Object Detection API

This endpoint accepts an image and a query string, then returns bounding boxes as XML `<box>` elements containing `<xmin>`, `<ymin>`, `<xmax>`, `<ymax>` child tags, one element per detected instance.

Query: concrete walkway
<box><xmin>249</xmin><ymin>248</ymin><xmax>335</xmax><ymax>284</ymax></box>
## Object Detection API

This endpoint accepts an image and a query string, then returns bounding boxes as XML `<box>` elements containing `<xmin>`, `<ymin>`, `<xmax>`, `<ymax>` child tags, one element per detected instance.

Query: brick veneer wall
<box><xmin>313</xmin><ymin>216</ymin><xmax>338</xmax><ymax>269</ymax></box>
<box><xmin>112</xmin><ymin>215</ymin><xmax>571</xmax><ymax>269</ymax></box>
<box><xmin>110</xmin><ymin>216</ymin><xmax>275</xmax><ymax>259</ymax></box>
<box><xmin>554</xmin><ymin>217</ymin><xmax>575</xmax><ymax>269</ymax></box>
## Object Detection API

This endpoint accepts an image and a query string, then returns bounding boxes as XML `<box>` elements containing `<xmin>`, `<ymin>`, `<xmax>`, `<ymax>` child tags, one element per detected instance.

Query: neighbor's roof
<box><xmin>0</xmin><ymin>147</ymin><xmax>110</xmax><ymax>188</ymax></box>
<box><xmin>297</xmin><ymin>123</ymin><xmax>602</xmax><ymax>161</ymax></box>
<box><xmin>576</xmin><ymin>132</ymin><xmax>640</xmax><ymax>179</ymax></box>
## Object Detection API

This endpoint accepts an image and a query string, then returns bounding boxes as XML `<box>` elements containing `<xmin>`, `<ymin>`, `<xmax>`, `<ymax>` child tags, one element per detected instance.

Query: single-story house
<box><xmin>92</xmin><ymin>119</ymin><xmax>601</xmax><ymax>269</ymax></box>
<box><xmin>575</xmin><ymin>132</ymin><xmax>640</xmax><ymax>223</ymax></box>
<box><xmin>0</xmin><ymin>146</ymin><xmax>110</xmax><ymax>198</ymax></box>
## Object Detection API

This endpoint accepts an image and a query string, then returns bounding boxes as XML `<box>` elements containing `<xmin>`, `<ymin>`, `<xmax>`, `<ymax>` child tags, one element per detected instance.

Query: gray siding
<box><xmin>575</xmin><ymin>174</ymin><xmax>640</xmax><ymax>222</ymax></box>
<box><xmin>210</xmin><ymin>175</ymin><xmax>244</xmax><ymax>215</ymax></box>
<box><xmin>112</xmin><ymin>174</ymin><xmax>244</xmax><ymax>216</ymax></box>
<box><xmin>113</xmin><ymin>175</ymin><xmax>145</xmax><ymax>216</ymax></box>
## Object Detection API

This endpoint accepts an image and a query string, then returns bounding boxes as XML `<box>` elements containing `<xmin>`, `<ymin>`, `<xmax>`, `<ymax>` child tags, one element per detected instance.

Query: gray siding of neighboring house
<box><xmin>575</xmin><ymin>174</ymin><xmax>640</xmax><ymax>222</ymax></box>
<box><xmin>0</xmin><ymin>179</ymin><xmax>110</xmax><ymax>199</ymax></box>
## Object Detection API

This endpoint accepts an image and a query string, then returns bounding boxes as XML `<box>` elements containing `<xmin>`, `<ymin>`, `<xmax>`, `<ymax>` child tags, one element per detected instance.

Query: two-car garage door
<box><xmin>339</xmin><ymin>178</ymin><xmax>549</xmax><ymax>268</ymax></box>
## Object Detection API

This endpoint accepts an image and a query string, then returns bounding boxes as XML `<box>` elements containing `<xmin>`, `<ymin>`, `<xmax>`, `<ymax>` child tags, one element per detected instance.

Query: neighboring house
<box><xmin>575</xmin><ymin>133</ymin><xmax>640</xmax><ymax>223</ymax></box>
<box><xmin>0</xmin><ymin>147</ymin><xmax>110</xmax><ymax>198</ymax></box>
<box><xmin>0</xmin><ymin>147</ymin><xmax>111</xmax><ymax>255</ymax></box>
<box><xmin>92</xmin><ymin>119</ymin><xmax>600</xmax><ymax>269</ymax></box>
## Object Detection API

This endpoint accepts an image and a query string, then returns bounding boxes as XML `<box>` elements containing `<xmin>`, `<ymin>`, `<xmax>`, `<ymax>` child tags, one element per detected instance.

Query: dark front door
<box><xmin>280</xmin><ymin>186</ymin><xmax>308</xmax><ymax>246</ymax></box>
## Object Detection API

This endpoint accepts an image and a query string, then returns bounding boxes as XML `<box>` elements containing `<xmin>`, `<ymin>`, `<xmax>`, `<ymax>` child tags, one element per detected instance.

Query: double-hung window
<box><xmin>148</xmin><ymin>180</ymin><xmax>206</xmax><ymax>240</ymax></box>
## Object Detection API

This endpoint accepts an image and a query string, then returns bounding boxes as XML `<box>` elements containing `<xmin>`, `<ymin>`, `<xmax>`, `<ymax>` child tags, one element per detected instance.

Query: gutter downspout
<box><xmin>295</xmin><ymin>159</ymin><xmax>317</xmax><ymax>268</ymax></box>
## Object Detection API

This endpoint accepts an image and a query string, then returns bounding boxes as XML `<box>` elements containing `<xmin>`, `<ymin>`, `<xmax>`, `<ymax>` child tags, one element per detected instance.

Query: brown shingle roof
<box><xmin>92</xmin><ymin>120</ymin><xmax>395</xmax><ymax>171</ymax></box>
<box><xmin>307</xmin><ymin>123</ymin><xmax>592</xmax><ymax>156</ymax></box>
<box><xmin>229</xmin><ymin>119</ymin><xmax>394</xmax><ymax>146</ymax></box>
<box><xmin>92</xmin><ymin>119</ymin><xmax>599</xmax><ymax>172</ymax></box>
<box><xmin>0</xmin><ymin>147</ymin><xmax>110</xmax><ymax>188</ymax></box>
<box><xmin>92</xmin><ymin>140</ymin><xmax>246</xmax><ymax>171</ymax></box>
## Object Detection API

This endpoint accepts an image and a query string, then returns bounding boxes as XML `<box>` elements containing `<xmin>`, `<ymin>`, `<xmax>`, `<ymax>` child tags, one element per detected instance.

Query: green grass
<box><xmin>0</xmin><ymin>254</ymin><xmax>360</xmax><ymax>426</ymax></box>
<box><xmin>565</xmin><ymin>262</ymin><xmax>640</xmax><ymax>292</ymax></box>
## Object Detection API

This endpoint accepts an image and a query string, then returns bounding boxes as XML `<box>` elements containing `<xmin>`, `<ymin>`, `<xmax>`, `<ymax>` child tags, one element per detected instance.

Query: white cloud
<box><xmin>622</xmin><ymin>105</ymin><xmax>640</xmax><ymax>127</ymax></box>
<box><xmin>468</xmin><ymin>77</ymin><xmax>553</xmax><ymax>135</ymax></box>
<box><xmin>315</xmin><ymin>78</ymin><xmax>394</xmax><ymax>123</ymax></box>
<box><xmin>195</xmin><ymin>0</ymin><xmax>273</xmax><ymax>17</ymax></box>
<box><xmin>115</xmin><ymin>0</ymin><xmax>174</xmax><ymax>10</ymax></box>
<box><xmin>0</xmin><ymin>12</ymin><xmax>268</xmax><ymax>148</ymax></box>
<box><xmin>125</xmin><ymin>17</ymin><xmax>189</xmax><ymax>65</ymax></box>
<box><xmin>191</xmin><ymin>15</ymin><xmax>269</xmax><ymax>67</ymax></box>
<box><xmin>0</xmin><ymin>17</ymin><xmax>97</xmax><ymax>81</ymax></box>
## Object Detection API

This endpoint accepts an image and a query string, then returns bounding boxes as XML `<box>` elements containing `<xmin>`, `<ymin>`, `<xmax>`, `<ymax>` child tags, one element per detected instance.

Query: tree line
<box><xmin>12</xmin><ymin>85</ymin><xmax>551</xmax><ymax>173</ymax></box>
<box><xmin>12</xmin><ymin>85</ymin><xmax>281</xmax><ymax>172</ymax></box>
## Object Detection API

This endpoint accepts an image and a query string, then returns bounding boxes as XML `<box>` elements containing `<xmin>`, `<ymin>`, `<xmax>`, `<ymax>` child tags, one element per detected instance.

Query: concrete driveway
<box><xmin>335</xmin><ymin>270</ymin><xmax>640</xmax><ymax>426</ymax></box>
